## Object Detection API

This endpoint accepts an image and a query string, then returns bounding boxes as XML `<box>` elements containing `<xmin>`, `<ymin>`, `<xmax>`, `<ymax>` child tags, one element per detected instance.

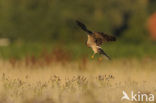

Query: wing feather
<box><xmin>94</xmin><ymin>32</ymin><xmax>116</xmax><ymax>46</ymax></box>
<box><xmin>76</xmin><ymin>20</ymin><xmax>93</xmax><ymax>34</ymax></box>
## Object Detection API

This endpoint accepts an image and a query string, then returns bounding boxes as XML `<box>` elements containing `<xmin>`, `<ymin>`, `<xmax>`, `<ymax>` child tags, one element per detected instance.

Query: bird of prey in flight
<box><xmin>76</xmin><ymin>20</ymin><xmax>116</xmax><ymax>60</ymax></box>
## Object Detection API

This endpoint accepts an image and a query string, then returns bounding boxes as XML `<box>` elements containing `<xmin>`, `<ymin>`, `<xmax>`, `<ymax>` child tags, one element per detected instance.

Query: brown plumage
<box><xmin>76</xmin><ymin>20</ymin><xmax>116</xmax><ymax>60</ymax></box>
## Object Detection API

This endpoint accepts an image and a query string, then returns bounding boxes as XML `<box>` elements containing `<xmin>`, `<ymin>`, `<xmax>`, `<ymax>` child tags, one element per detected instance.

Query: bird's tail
<box><xmin>98</xmin><ymin>48</ymin><xmax>111</xmax><ymax>60</ymax></box>
<box><xmin>76</xmin><ymin>20</ymin><xmax>93</xmax><ymax>34</ymax></box>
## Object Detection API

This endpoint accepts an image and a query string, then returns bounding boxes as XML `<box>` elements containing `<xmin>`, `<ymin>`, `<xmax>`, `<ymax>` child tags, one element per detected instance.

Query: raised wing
<box><xmin>76</xmin><ymin>20</ymin><xmax>93</xmax><ymax>35</ymax></box>
<box><xmin>94</xmin><ymin>32</ymin><xmax>116</xmax><ymax>46</ymax></box>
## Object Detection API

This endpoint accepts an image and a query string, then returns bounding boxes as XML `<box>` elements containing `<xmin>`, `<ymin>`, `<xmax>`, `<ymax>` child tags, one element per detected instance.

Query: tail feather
<box><xmin>76</xmin><ymin>20</ymin><xmax>93</xmax><ymax>34</ymax></box>
<box><xmin>98</xmin><ymin>48</ymin><xmax>111</xmax><ymax>60</ymax></box>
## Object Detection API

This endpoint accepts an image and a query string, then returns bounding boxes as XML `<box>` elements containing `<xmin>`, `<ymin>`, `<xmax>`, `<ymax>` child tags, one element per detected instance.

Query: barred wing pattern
<box><xmin>94</xmin><ymin>32</ymin><xmax>116</xmax><ymax>46</ymax></box>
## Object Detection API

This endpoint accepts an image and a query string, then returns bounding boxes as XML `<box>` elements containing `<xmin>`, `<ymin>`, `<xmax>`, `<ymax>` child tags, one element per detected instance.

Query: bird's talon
<box><xmin>91</xmin><ymin>55</ymin><xmax>94</xmax><ymax>59</ymax></box>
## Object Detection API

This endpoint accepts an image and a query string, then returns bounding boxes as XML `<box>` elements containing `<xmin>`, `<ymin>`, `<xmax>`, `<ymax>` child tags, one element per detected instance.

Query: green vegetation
<box><xmin>0</xmin><ymin>0</ymin><xmax>156</xmax><ymax>59</ymax></box>
<box><xmin>0</xmin><ymin>41</ymin><xmax>155</xmax><ymax>59</ymax></box>
<box><xmin>0</xmin><ymin>1</ymin><xmax>156</xmax><ymax>103</ymax></box>
<box><xmin>0</xmin><ymin>0</ymin><xmax>154</xmax><ymax>42</ymax></box>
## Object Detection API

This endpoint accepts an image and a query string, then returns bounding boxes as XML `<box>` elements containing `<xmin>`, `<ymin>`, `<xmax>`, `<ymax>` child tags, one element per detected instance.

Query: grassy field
<box><xmin>0</xmin><ymin>41</ymin><xmax>156</xmax><ymax>59</ymax></box>
<box><xmin>0</xmin><ymin>58</ymin><xmax>156</xmax><ymax>103</ymax></box>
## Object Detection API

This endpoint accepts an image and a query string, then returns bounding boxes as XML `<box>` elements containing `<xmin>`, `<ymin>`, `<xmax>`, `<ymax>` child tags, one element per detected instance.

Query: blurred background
<box><xmin>0</xmin><ymin>0</ymin><xmax>156</xmax><ymax>60</ymax></box>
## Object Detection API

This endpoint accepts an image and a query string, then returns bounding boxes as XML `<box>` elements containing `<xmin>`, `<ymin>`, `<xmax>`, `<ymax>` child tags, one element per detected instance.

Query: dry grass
<box><xmin>0</xmin><ymin>58</ymin><xmax>156</xmax><ymax>103</ymax></box>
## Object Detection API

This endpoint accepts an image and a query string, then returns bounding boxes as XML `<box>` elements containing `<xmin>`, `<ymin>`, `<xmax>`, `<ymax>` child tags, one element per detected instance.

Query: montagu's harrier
<box><xmin>76</xmin><ymin>20</ymin><xmax>116</xmax><ymax>60</ymax></box>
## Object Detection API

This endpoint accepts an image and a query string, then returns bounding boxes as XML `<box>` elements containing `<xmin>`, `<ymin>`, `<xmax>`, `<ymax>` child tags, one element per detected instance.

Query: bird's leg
<box><xmin>91</xmin><ymin>53</ymin><xmax>95</xmax><ymax>59</ymax></box>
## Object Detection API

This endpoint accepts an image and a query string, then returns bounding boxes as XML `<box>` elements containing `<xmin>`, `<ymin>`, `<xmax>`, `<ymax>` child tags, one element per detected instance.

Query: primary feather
<box><xmin>76</xmin><ymin>20</ymin><xmax>93</xmax><ymax>34</ymax></box>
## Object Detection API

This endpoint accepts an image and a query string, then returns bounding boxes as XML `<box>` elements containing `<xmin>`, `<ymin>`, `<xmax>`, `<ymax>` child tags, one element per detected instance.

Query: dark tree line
<box><xmin>0</xmin><ymin>0</ymin><xmax>155</xmax><ymax>43</ymax></box>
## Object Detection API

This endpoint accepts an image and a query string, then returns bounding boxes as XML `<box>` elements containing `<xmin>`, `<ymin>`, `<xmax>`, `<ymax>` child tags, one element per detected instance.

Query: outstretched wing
<box><xmin>94</xmin><ymin>32</ymin><xmax>116</xmax><ymax>46</ymax></box>
<box><xmin>76</xmin><ymin>20</ymin><xmax>93</xmax><ymax>34</ymax></box>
